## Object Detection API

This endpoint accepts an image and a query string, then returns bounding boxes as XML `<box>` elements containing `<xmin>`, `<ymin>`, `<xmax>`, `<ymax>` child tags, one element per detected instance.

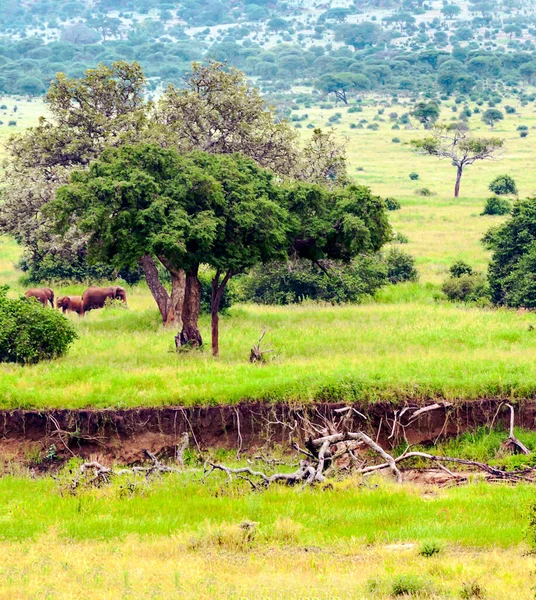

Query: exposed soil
<box><xmin>1</xmin><ymin>399</ymin><xmax>535</xmax><ymax>469</ymax></box>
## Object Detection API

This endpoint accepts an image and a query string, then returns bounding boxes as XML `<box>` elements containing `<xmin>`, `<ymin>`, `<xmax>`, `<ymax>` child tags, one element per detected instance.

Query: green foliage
<box><xmin>233</xmin><ymin>256</ymin><xmax>388</xmax><ymax>305</ymax></box>
<box><xmin>385</xmin><ymin>197</ymin><xmax>401</xmax><ymax>211</ymax></box>
<box><xmin>442</xmin><ymin>273</ymin><xmax>489</xmax><ymax>303</ymax></box>
<box><xmin>409</xmin><ymin>172</ymin><xmax>419</xmax><ymax>180</ymax></box>
<box><xmin>482</xmin><ymin>108</ymin><xmax>504</xmax><ymax>129</ymax></box>
<box><xmin>489</xmin><ymin>174</ymin><xmax>518</xmax><ymax>196</ymax></box>
<box><xmin>419</xmin><ymin>541</ymin><xmax>442</xmax><ymax>557</ymax></box>
<box><xmin>449</xmin><ymin>260</ymin><xmax>473</xmax><ymax>278</ymax></box>
<box><xmin>385</xmin><ymin>248</ymin><xmax>419</xmax><ymax>284</ymax></box>
<box><xmin>459</xmin><ymin>581</ymin><xmax>485</xmax><ymax>599</ymax></box>
<box><xmin>481</xmin><ymin>196</ymin><xmax>511</xmax><ymax>216</ymax></box>
<box><xmin>0</xmin><ymin>286</ymin><xmax>77</xmax><ymax>364</ymax></box>
<box><xmin>485</xmin><ymin>197</ymin><xmax>536</xmax><ymax>306</ymax></box>
<box><xmin>390</xmin><ymin>574</ymin><xmax>433</xmax><ymax>596</ymax></box>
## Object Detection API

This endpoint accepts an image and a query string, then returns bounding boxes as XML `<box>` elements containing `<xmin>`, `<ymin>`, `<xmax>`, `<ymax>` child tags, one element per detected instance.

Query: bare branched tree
<box><xmin>411</xmin><ymin>124</ymin><xmax>504</xmax><ymax>197</ymax></box>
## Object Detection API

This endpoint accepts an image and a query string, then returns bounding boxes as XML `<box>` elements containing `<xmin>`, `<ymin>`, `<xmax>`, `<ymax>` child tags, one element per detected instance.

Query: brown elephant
<box><xmin>56</xmin><ymin>295</ymin><xmax>83</xmax><ymax>316</ymax></box>
<box><xmin>81</xmin><ymin>286</ymin><xmax>127</xmax><ymax>314</ymax></box>
<box><xmin>24</xmin><ymin>287</ymin><xmax>54</xmax><ymax>308</ymax></box>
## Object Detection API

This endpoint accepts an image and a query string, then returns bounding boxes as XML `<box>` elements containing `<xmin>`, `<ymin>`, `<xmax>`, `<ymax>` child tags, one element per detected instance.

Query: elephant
<box><xmin>81</xmin><ymin>286</ymin><xmax>127</xmax><ymax>314</ymax></box>
<box><xmin>56</xmin><ymin>295</ymin><xmax>83</xmax><ymax>316</ymax></box>
<box><xmin>24</xmin><ymin>287</ymin><xmax>54</xmax><ymax>308</ymax></box>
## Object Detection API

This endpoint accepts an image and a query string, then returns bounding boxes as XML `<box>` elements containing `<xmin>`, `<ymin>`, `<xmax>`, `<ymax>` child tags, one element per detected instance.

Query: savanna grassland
<box><xmin>3</xmin><ymin>95</ymin><xmax>536</xmax><ymax>599</ymax></box>
<box><xmin>1</xmin><ymin>96</ymin><xmax>536</xmax><ymax>408</ymax></box>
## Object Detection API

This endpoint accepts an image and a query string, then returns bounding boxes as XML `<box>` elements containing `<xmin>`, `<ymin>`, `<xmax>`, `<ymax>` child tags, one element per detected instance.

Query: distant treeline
<box><xmin>3</xmin><ymin>37</ymin><xmax>536</xmax><ymax>101</ymax></box>
<box><xmin>3</xmin><ymin>0</ymin><xmax>536</xmax><ymax>99</ymax></box>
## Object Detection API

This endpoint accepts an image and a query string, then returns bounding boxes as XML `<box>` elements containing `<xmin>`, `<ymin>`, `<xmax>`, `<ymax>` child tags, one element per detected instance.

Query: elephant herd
<box><xmin>24</xmin><ymin>286</ymin><xmax>128</xmax><ymax>316</ymax></box>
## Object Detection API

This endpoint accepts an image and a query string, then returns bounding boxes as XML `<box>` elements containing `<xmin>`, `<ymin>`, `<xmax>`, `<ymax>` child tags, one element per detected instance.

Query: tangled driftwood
<box><xmin>69</xmin><ymin>403</ymin><xmax>534</xmax><ymax>490</ymax></box>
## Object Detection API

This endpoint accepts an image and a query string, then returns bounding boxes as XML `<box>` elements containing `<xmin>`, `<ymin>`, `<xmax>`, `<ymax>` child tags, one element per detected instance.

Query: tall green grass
<box><xmin>0</xmin><ymin>473</ymin><xmax>531</xmax><ymax>548</ymax></box>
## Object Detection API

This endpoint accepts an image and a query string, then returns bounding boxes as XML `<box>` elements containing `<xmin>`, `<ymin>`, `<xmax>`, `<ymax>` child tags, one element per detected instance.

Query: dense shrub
<box><xmin>409</xmin><ymin>171</ymin><xmax>419</xmax><ymax>180</ymax></box>
<box><xmin>449</xmin><ymin>260</ymin><xmax>473</xmax><ymax>278</ymax></box>
<box><xmin>0</xmin><ymin>286</ymin><xmax>77</xmax><ymax>364</ymax></box>
<box><xmin>18</xmin><ymin>252</ymin><xmax>143</xmax><ymax>285</ymax></box>
<box><xmin>488</xmin><ymin>174</ymin><xmax>518</xmax><ymax>196</ymax></box>
<box><xmin>481</xmin><ymin>196</ymin><xmax>511</xmax><ymax>216</ymax></box>
<box><xmin>442</xmin><ymin>272</ymin><xmax>488</xmax><ymax>303</ymax></box>
<box><xmin>385</xmin><ymin>248</ymin><xmax>419</xmax><ymax>283</ymax></box>
<box><xmin>485</xmin><ymin>197</ymin><xmax>536</xmax><ymax>306</ymax></box>
<box><xmin>233</xmin><ymin>256</ymin><xmax>388</xmax><ymax>305</ymax></box>
<box><xmin>385</xmin><ymin>197</ymin><xmax>401</xmax><ymax>211</ymax></box>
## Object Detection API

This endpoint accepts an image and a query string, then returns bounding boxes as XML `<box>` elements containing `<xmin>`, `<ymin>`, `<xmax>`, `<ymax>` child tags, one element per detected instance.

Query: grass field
<box><xmin>2</xmin><ymin>97</ymin><xmax>536</xmax><ymax>408</ymax></box>
<box><xmin>2</xmin><ymin>96</ymin><xmax>536</xmax><ymax>598</ymax></box>
<box><xmin>0</xmin><ymin>470</ymin><xmax>534</xmax><ymax>598</ymax></box>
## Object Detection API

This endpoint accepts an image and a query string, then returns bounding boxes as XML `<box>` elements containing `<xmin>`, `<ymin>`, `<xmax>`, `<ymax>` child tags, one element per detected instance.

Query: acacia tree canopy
<box><xmin>50</xmin><ymin>144</ymin><xmax>390</xmax><ymax>355</ymax></box>
<box><xmin>411</xmin><ymin>125</ymin><xmax>504</xmax><ymax>197</ymax></box>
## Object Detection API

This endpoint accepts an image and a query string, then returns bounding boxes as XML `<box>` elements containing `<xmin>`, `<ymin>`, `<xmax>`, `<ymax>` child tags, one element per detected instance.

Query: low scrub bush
<box><xmin>419</xmin><ymin>541</ymin><xmax>442</xmax><ymax>557</ymax></box>
<box><xmin>442</xmin><ymin>272</ymin><xmax>489</xmax><ymax>303</ymax></box>
<box><xmin>385</xmin><ymin>197</ymin><xmax>401</xmax><ymax>211</ymax></box>
<box><xmin>390</xmin><ymin>574</ymin><xmax>433</xmax><ymax>596</ymax></box>
<box><xmin>449</xmin><ymin>260</ymin><xmax>473</xmax><ymax>278</ymax></box>
<box><xmin>385</xmin><ymin>248</ymin><xmax>419</xmax><ymax>284</ymax></box>
<box><xmin>0</xmin><ymin>286</ymin><xmax>77</xmax><ymax>364</ymax></box>
<box><xmin>415</xmin><ymin>187</ymin><xmax>435</xmax><ymax>196</ymax></box>
<box><xmin>409</xmin><ymin>171</ymin><xmax>419</xmax><ymax>180</ymax></box>
<box><xmin>459</xmin><ymin>581</ymin><xmax>485</xmax><ymax>599</ymax></box>
<box><xmin>489</xmin><ymin>174</ymin><xmax>518</xmax><ymax>196</ymax></box>
<box><xmin>481</xmin><ymin>196</ymin><xmax>511</xmax><ymax>216</ymax></box>
<box><xmin>233</xmin><ymin>256</ymin><xmax>388</xmax><ymax>305</ymax></box>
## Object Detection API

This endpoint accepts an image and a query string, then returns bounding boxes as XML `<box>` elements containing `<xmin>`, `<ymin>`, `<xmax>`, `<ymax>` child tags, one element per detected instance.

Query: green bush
<box><xmin>415</xmin><ymin>187</ymin><xmax>435</xmax><ymax>196</ymax></box>
<box><xmin>385</xmin><ymin>248</ymin><xmax>419</xmax><ymax>284</ymax></box>
<box><xmin>449</xmin><ymin>260</ymin><xmax>473</xmax><ymax>278</ymax></box>
<box><xmin>481</xmin><ymin>196</ymin><xmax>511</xmax><ymax>216</ymax></box>
<box><xmin>409</xmin><ymin>171</ymin><xmax>420</xmax><ymax>180</ymax></box>
<box><xmin>442</xmin><ymin>273</ymin><xmax>489</xmax><ymax>303</ymax></box>
<box><xmin>0</xmin><ymin>286</ymin><xmax>77</xmax><ymax>364</ymax></box>
<box><xmin>390</xmin><ymin>574</ymin><xmax>432</xmax><ymax>596</ymax></box>
<box><xmin>233</xmin><ymin>256</ymin><xmax>388</xmax><ymax>305</ymax></box>
<box><xmin>485</xmin><ymin>198</ymin><xmax>536</xmax><ymax>307</ymax></box>
<box><xmin>488</xmin><ymin>174</ymin><xmax>518</xmax><ymax>196</ymax></box>
<box><xmin>385</xmin><ymin>197</ymin><xmax>401</xmax><ymax>211</ymax></box>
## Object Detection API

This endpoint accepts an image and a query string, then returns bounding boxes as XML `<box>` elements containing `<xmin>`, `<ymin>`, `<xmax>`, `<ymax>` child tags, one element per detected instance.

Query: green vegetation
<box><xmin>0</xmin><ymin>286</ymin><xmax>77</xmax><ymax>364</ymax></box>
<box><xmin>0</xmin><ymin>472</ymin><xmax>530</xmax><ymax>597</ymax></box>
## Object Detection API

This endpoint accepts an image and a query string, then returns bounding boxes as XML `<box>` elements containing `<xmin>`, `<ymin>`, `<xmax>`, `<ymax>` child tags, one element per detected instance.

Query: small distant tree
<box><xmin>411</xmin><ymin>101</ymin><xmax>440</xmax><ymax>129</ymax></box>
<box><xmin>441</xmin><ymin>4</ymin><xmax>462</xmax><ymax>19</ymax></box>
<box><xmin>489</xmin><ymin>174</ymin><xmax>518</xmax><ymax>196</ymax></box>
<box><xmin>411</xmin><ymin>125</ymin><xmax>504</xmax><ymax>197</ymax></box>
<box><xmin>482</xmin><ymin>108</ymin><xmax>504</xmax><ymax>130</ymax></box>
<box><xmin>316</xmin><ymin>72</ymin><xmax>371</xmax><ymax>104</ymax></box>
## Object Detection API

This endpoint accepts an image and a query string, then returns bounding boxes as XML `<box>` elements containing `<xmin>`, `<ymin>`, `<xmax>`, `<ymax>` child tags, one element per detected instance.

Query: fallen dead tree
<box><xmin>205</xmin><ymin>403</ymin><xmax>535</xmax><ymax>488</ymax></box>
<box><xmin>72</xmin><ymin>448</ymin><xmax>181</xmax><ymax>488</ymax></box>
<box><xmin>66</xmin><ymin>404</ymin><xmax>534</xmax><ymax>490</ymax></box>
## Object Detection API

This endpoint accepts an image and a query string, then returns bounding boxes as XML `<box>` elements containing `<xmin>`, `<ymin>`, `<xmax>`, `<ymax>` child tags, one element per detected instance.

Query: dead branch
<box><xmin>175</xmin><ymin>432</ymin><xmax>189</xmax><ymax>466</ymax></box>
<box><xmin>503</xmin><ymin>403</ymin><xmax>530</xmax><ymax>455</ymax></box>
<box><xmin>250</xmin><ymin>326</ymin><xmax>273</xmax><ymax>362</ymax></box>
<box><xmin>73</xmin><ymin>450</ymin><xmax>180</xmax><ymax>488</ymax></box>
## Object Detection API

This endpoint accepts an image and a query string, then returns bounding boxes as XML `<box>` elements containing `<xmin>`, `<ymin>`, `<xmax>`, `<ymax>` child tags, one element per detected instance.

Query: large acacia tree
<box><xmin>51</xmin><ymin>145</ymin><xmax>290</xmax><ymax>355</ymax></box>
<box><xmin>51</xmin><ymin>144</ymin><xmax>390</xmax><ymax>356</ymax></box>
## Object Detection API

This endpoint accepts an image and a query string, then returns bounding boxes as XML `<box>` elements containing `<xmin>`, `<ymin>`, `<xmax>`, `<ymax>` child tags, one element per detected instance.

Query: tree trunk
<box><xmin>210</xmin><ymin>269</ymin><xmax>233</xmax><ymax>358</ymax></box>
<box><xmin>177</xmin><ymin>266</ymin><xmax>202</xmax><ymax>348</ymax></box>
<box><xmin>167</xmin><ymin>269</ymin><xmax>185</xmax><ymax>326</ymax></box>
<box><xmin>454</xmin><ymin>166</ymin><xmax>463</xmax><ymax>198</ymax></box>
<box><xmin>140</xmin><ymin>255</ymin><xmax>185</xmax><ymax>326</ymax></box>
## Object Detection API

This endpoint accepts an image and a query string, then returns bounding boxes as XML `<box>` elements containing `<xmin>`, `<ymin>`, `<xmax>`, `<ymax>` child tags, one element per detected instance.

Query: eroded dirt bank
<box><xmin>1</xmin><ymin>399</ymin><xmax>535</xmax><ymax>467</ymax></box>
